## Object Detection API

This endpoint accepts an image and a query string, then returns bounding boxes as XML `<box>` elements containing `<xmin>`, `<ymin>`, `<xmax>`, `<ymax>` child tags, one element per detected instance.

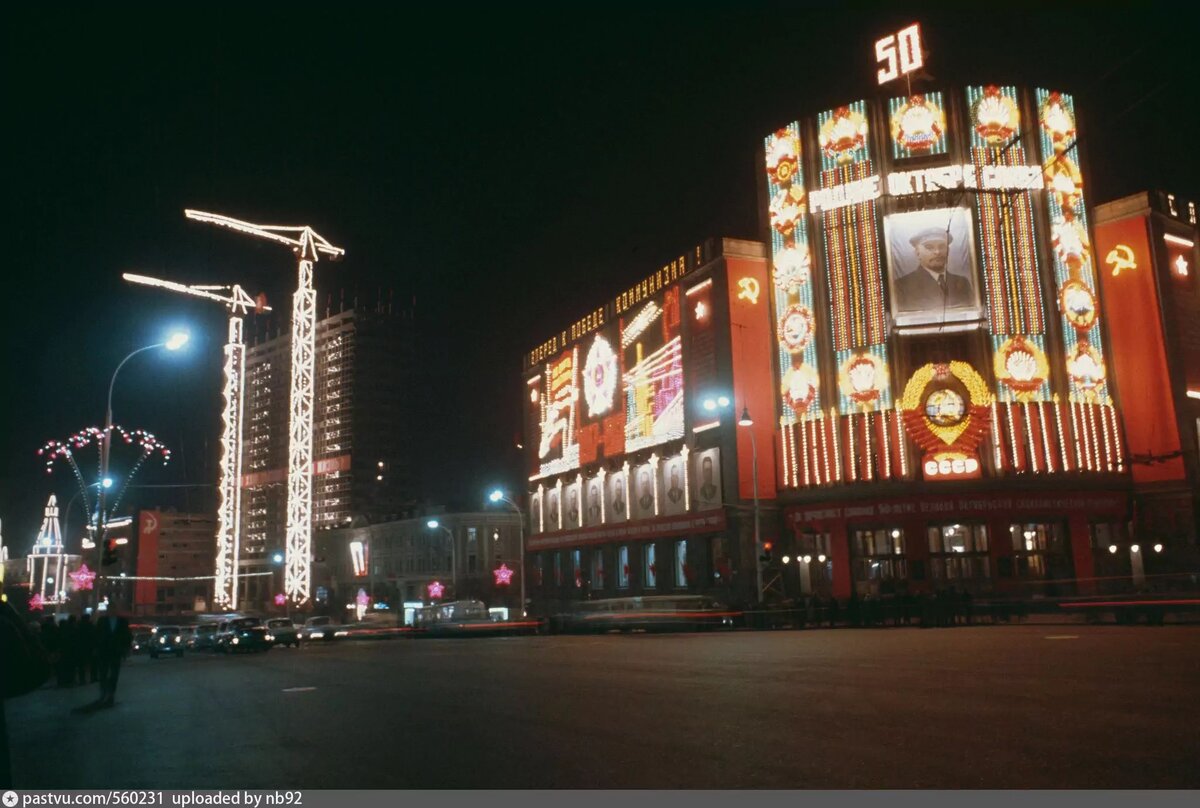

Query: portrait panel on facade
<box><xmin>546</xmin><ymin>487</ymin><xmax>561</xmax><ymax>531</ymax></box>
<box><xmin>884</xmin><ymin>207</ymin><xmax>983</xmax><ymax>327</ymax></box>
<box><xmin>564</xmin><ymin>479</ymin><xmax>582</xmax><ymax>530</ymax></box>
<box><xmin>585</xmin><ymin>475</ymin><xmax>604</xmax><ymax>526</ymax></box>
<box><xmin>633</xmin><ymin>463</ymin><xmax>657</xmax><ymax>521</ymax></box>
<box><xmin>661</xmin><ymin>454</ymin><xmax>687</xmax><ymax>516</ymax></box>
<box><xmin>530</xmin><ymin>491</ymin><xmax>543</xmax><ymax>534</ymax></box>
<box><xmin>693</xmin><ymin>447</ymin><xmax>722</xmax><ymax>510</ymax></box>
<box><xmin>606</xmin><ymin>469</ymin><xmax>627</xmax><ymax>524</ymax></box>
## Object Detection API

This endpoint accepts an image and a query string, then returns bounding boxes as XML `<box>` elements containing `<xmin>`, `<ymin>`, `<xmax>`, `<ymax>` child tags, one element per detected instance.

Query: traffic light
<box><xmin>102</xmin><ymin>538</ymin><xmax>119</xmax><ymax>566</ymax></box>
<box><xmin>759</xmin><ymin>541</ymin><xmax>773</xmax><ymax>565</ymax></box>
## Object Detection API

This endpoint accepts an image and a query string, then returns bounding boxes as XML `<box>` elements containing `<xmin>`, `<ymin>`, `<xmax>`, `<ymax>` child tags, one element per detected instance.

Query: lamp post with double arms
<box><xmin>737</xmin><ymin>406</ymin><xmax>763</xmax><ymax>605</ymax></box>
<box><xmin>426</xmin><ymin>520</ymin><xmax>458</xmax><ymax>598</ymax></box>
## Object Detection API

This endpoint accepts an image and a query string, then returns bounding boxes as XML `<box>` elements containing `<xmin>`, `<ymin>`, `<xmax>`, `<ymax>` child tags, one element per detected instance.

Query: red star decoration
<box><xmin>274</xmin><ymin>593</ymin><xmax>287</xmax><ymax>606</ymax></box>
<box><xmin>29</xmin><ymin>593</ymin><xmax>46</xmax><ymax>611</ymax></box>
<box><xmin>69</xmin><ymin>564</ymin><xmax>96</xmax><ymax>591</ymax></box>
<box><xmin>493</xmin><ymin>563</ymin><xmax>514</xmax><ymax>586</ymax></box>
<box><xmin>427</xmin><ymin>580</ymin><xmax>445</xmax><ymax>599</ymax></box>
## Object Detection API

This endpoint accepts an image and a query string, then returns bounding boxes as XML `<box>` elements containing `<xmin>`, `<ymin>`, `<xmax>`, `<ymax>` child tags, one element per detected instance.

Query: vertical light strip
<box><xmin>880</xmin><ymin>407</ymin><xmax>891</xmax><ymax>479</ymax></box>
<box><xmin>808</xmin><ymin>417</ymin><xmax>821</xmax><ymax>485</ymax></box>
<box><xmin>779</xmin><ymin>421</ymin><xmax>791</xmax><ymax>489</ymax></box>
<box><xmin>789</xmin><ymin>423</ymin><xmax>800</xmax><ymax>487</ymax></box>
<box><xmin>1006</xmin><ymin>404</ymin><xmax>1020</xmax><ymax>471</ymax></box>
<box><xmin>1068</xmin><ymin>400</ymin><xmax>1083</xmax><ymax>470</ymax></box>
<box><xmin>680</xmin><ymin>447</ymin><xmax>690</xmax><ymax>512</ymax></box>
<box><xmin>1023</xmin><ymin>402</ymin><xmax>1039</xmax><ymax>473</ymax></box>
<box><xmin>1039</xmin><ymin>401</ymin><xmax>1054</xmax><ymax>472</ymax></box>
<box><xmin>1098</xmin><ymin>402</ymin><xmax>1113</xmax><ymax>472</ymax></box>
<box><xmin>990</xmin><ymin>401</ymin><xmax>1004</xmax><ymax>471</ymax></box>
<box><xmin>820</xmin><ymin>416</ymin><xmax>831</xmax><ymax>485</ymax></box>
<box><xmin>847</xmin><ymin>411</ymin><xmax>857</xmax><ymax>482</ymax></box>
<box><xmin>832</xmin><ymin>409</ymin><xmax>843</xmax><ymax>481</ymax></box>
<box><xmin>1107</xmin><ymin>403</ymin><xmax>1125</xmax><ymax>472</ymax></box>
<box><xmin>863</xmin><ymin>411</ymin><xmax>874</xmax><ymax>481</ymax></box>
<box><xmin>894</xmin><ymin>403</ymin><xmax>907</xmax><ymax>477</ymax></box>
<box><xmin>800</xmin><ymin>421</ymin><xmax>811</xmax><ymax>487</ymax></box>
<box><xmin>1053</xmin><ymin>396</ymin><xmax>1071</xmax><ymax>471</ymax></box>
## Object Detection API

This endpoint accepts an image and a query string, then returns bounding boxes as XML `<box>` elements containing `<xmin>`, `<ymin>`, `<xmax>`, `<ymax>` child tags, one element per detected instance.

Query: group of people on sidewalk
<box><xmin>34</xmin><ymin>613</ymin><xmax>132</xmax><ymax>704</ymax></box>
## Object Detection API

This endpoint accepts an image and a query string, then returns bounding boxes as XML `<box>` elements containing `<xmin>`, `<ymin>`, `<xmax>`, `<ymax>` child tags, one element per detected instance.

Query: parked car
<box><xmin>191</xmin><ymin>623</ymin><xmax>220</xmax><ymax>651</ymax></box>
<box><xmin>131</xmin><ymin>631</ymin><xmax>153</xmax><ymax>654</ymax></box>
<box><xmin>150</xmin><ymin>625</ymin><xmax>186</xmax><ymax>659</ymax></box>
<box><xmin>265</xmin><ymin>618</ymin><xmax>301</xmax><ymax>648</ymax></box>
<box><xmin>221</xmin><ymin>616</ymin><xmax>271</xmax><ymax>654</ymax></box>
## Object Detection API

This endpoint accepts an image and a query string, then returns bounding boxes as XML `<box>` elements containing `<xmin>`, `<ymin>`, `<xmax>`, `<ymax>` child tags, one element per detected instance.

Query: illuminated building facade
<box><xmin>1093</xmin><ymin>191</ymin><xmax>1199</xmax><ymax>577</ymax></box>
<box><xmin>765</xmin><ymin>84</ymin><xmax>1132</xmax><ymax>600</ymax></box>
<box><xmin>239</xmin><ymin>302</ymin><xmax>417</xmax><ymax>609</ymax></box>
<box><xmin>521</xmin><ymin>81</ymin><xmax>1150</xmax><ymax>607</ymax></box>
<box><xmin>522</xmin><ymin>239</ymin><xmax>778</xmax><ymax>610</ymax></box>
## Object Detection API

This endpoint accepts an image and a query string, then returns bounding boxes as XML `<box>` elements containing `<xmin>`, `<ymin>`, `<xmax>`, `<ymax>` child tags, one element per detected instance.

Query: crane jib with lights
<box><xmin>122</xmin><ymin>272</ymin><xmax>271</xmax><ymax>610</ymax></box>
<box><xmin>183</xmin><ymin>209</ymin><xmax>344</xmax><ymax>607</ymax></box>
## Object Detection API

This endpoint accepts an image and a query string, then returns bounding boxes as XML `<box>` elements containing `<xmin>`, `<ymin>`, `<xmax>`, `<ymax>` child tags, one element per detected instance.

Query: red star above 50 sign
<box><xmin>427</xmin><ymin>580</ymin><xmax>445</xmax><ymax>599</ymax></box>
<box><xmin>493</xmin><ymin>563</ymin><xmax>514</xmax><ymax>586</ymax></box>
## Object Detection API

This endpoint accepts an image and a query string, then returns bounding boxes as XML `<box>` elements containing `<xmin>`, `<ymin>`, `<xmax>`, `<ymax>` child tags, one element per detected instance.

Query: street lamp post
<box><xmin>737</xmin><ymin>406</ymin><xmax>763</xmax><ymax>605</ymax></box>
<box><xmin>94</xmin><ymin>332</ymin><xmax>189</xmax><ymax>604</ymax></box>
<box><xmin>488</xmin><ymin>491</ymin><xmax>525</xmax><ymax>617</ymax></box>
<box><xmin>426</xmin><ymin>520</ymin><xmax>457</xmax><ymax>599</ymax></box>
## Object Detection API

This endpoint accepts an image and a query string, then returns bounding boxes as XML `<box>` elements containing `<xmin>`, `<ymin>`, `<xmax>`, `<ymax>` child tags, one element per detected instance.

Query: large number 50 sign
<box><xmin>875</xmin><ymin>23</ymin><xmax>923</xmax><ymax>85</ymax></box>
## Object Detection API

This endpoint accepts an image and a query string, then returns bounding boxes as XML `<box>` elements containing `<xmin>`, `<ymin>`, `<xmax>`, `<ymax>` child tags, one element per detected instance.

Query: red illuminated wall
<box><xmin>1094</xmin><ymin>216</ymin><xmax>1185</xmax><ymax>482</ymax></box>
<box><xmin>135</xmin><ymin>510</ymin><xmax>161</xmax><ymax>606</ymax></box>
<box><xmin>726</xmin><ymin>255</ymin><xmax>777</xmax><ymax>500</ymax></box>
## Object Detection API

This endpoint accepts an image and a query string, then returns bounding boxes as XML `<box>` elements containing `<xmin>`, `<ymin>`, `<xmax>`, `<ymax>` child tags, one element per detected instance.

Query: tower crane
<box><xmin>184</xmin><ymin>209</ymin><xmax>344</xmax><ymax>606</ymax></box>
<box><xmin>123</xmin><ymin>272</ymin><xmax>271</xmax><ymax>610</ymax></box>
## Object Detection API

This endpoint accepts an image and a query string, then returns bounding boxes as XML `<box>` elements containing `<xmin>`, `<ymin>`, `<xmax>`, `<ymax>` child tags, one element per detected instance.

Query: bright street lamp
<box><xmin>96</xmin><ymin>332</ymin><xmax>190</xmax><ymax>601</ymax></box>
<box><xmin>487</xmin><ymin>489</ymin><xmax>525</xmax><ymax>616</ymax></box>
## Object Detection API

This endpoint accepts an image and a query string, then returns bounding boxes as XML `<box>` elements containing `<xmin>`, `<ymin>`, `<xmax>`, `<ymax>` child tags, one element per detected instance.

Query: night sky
<box><xmin>2</xmin><ymin>2</ymin><xmax>1195</xmax><ymax>553</ymax></box>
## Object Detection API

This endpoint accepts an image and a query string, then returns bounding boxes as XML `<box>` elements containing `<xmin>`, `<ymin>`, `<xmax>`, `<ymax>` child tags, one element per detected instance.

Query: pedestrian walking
<box><xmin>76</xmin><ymin>614</ymin><xmax>96</xmax><ymax>685</ymax></box>
<box><xmin>56</xmin><ymin>615</ymin><xmax>78</xmax><ymax>687</ymax></box>
<box><xmin>95</xmin><ymin>615</ymin><xmax>132</xmax><ymax>707</ymax></box>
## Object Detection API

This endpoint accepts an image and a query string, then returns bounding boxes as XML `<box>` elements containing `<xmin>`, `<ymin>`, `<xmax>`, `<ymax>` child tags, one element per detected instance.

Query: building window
<box><xmin>710</xmin><ymin>536</ymin><xmax>731</xmax><ymax>584</ymax></box>
<box><xmin>592</xmin><ymin>549</ymin><xmax>605</xmax><ymax>590</ymax></box>
<box><xmin>674</xmin><ymin>540</ymin><xmax>688</xmax><ymax>588</ymax></box>
<box><xmin>644</xmin><ymin>543</ymin><xmax>657</xmax><ymax>589</ymax></box>
<box><xmin>572</xmin><ymin>549</ymin><xmax>582</xmax><ymax>588</ymax></box>
<box><xmin>851</xmin><ymin>528</ymin><xmax>908</xmax><ymax>593</ymax></box>
<box><xmin>618</xmin><ymin>546</ymin><xmax>630</xmax><ymax>589</ymax></box>
<box><xmin>928</xmin><ymin>523</ymin><xmax>990</xmax><ymax>585</ymax></box>
<box><xmin>554</xmin><ymin>552</ymin><xmax>564</xmax><ymax>586</ymax></box>
<box><xmin>1009</xmin><ymin>522</ymin><xmax>1073</xmax><ymax>584</ymax></box>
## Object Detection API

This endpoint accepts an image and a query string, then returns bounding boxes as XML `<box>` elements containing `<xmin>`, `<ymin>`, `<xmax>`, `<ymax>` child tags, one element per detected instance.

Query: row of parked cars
<box><xmin>134</xmin><ymin>615</ymin><xmax>345</xmax><ymax>658</ymax></box>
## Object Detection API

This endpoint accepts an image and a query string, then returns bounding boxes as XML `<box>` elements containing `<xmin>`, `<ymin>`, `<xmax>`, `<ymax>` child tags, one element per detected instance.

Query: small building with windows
<box><xmin>317</xmin><ymin>510</ymin><xmax>523</xmax><ymax>620</ymax></box>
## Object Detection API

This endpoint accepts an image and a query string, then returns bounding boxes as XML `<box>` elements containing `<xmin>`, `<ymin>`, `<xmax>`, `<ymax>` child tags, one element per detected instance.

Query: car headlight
<box><xmin>310</xmin><ymin>631</ymin><xmax>324</xmax><ymax>639</ymax></box>
<box><xmin>175</xmin><ymin>635</ymin><xmax>181</xmax><ymax>643</ymax></box>
<box><xmin>231</xmin><ymin>637</ymin><xmax>240</xmax><ymax>645</ymax></box>
<box><xmin>159</xmin><ymin>637</ymin><xmax>166</xmax><ymax>644</ymax></box>
<box><xmin>265</xmin><ymin>634</ymin><xmax>274</xmax><ymax>642</ymax></box>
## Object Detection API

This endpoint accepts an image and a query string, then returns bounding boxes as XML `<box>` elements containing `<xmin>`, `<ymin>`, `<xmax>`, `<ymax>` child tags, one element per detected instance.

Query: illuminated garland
<box><xmin>38</xmin><ymin>425</ymin><xmax>172</xmax><ymax>539</ymax></box>
<box><xmin>764</xmin><ymin>122</ymin><xmax>823</xmax><ymax>427</ymax></box>
<box><xmin>966</xmin><ymin>86</ymin><xmax>1048</xmax><ymax>403</ymax></box>
<box><xmin>1036</xmin><ymin>89</ymin><xmax>1111</xmax><ymax>404</ymax></box>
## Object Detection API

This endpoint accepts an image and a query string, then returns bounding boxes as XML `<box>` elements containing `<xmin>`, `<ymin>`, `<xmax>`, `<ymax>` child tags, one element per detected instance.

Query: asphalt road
<box><xmin>7</xmin><ymin>626</ymin><xmax>1199</xmax><ymax>789</ymax></box>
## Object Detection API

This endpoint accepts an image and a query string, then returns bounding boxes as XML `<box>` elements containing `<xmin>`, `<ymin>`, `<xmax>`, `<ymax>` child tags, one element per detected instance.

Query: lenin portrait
<box><xmin>885</xmin><ymin>207</ymin><xmax>982</xmax><ymax>327</ymax></box>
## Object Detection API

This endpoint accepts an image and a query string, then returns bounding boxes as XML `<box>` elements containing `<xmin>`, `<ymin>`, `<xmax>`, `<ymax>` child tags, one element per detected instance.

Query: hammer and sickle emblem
<box><xmin>1105</xmin><ymin>244</ymin><xmax>1137</xmax><ymax>277</ymax></box>
<box><xmin>737</xmin><ymin>277</ymin><xmax>761</xmax><ymax>304</ymax></box>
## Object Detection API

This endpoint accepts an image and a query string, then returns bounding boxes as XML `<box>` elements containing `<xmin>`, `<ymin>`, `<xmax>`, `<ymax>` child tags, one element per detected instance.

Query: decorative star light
<box><xmin>274</xmin><ymin>593</ymin><xmax>287</xmax><ymax>606</ymax></box>
<box><xmin>29</xmin><ymin>593</ymin><xmax>46</xmax><ymax>611</ymax></box>
<box><xmin>355</xmin><ymin>589</ymin><xmax>370</xmax><ymax>606</ymax></box>
<box><xmin>694</xmin><ymin>301</ymin><xmax>707</xmax><ymax>320</ymax></box>
<box><xmin>1175</xmin><ymin>254</ymin><xmax>1190</xmax><ymax>277</ymax></box>
<box><xmin>69</xmin><ymin>564</ymin><xmax>96</xmax><ymax>591</ymax></box>
<box><xmin>493</xmin><ymin>563</ymin><xmax>514</xmax><ymax>586</ymax></box>
<box><xmin>427</xmin><ymin>580</ymin><xmax>445</xmax><ymax>600</ymax></box>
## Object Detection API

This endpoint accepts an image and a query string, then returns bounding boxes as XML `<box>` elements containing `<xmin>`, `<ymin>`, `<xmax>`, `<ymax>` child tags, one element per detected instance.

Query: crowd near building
<box><xmin>519</xmin><ymin>77</ymin><xmax>1199</xmax><ymax>611</ymax></box>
